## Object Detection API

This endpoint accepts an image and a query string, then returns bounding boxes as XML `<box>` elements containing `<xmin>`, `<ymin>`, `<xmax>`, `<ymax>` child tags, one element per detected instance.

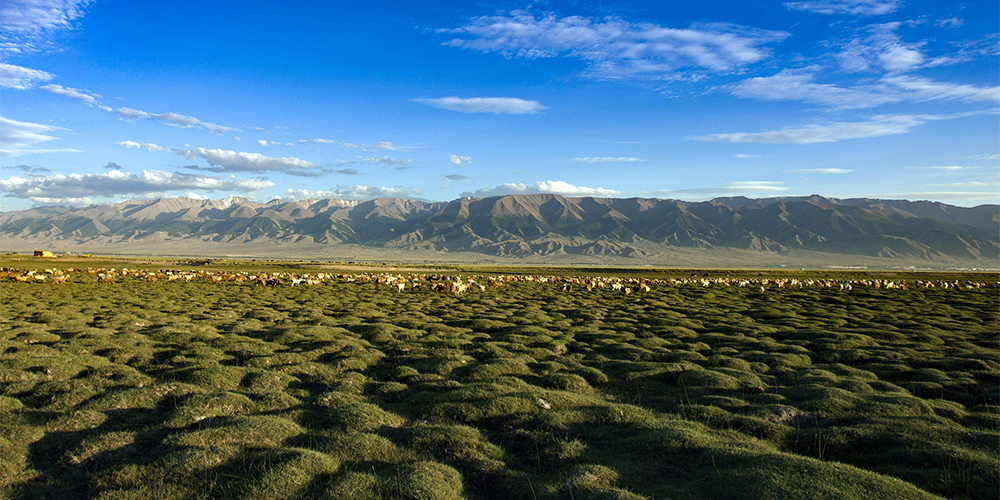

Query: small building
<box><xmin>33</xmin><ymin>250</ymin><xmax>55</xmax><ymax>258</ymax></box>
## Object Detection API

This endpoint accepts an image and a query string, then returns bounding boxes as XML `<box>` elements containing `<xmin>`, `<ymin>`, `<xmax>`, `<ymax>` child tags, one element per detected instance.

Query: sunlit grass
<box><xmin>1</xmin><ymin>257</ymin><xmax>997</xmax><ymax>499</ymax></box>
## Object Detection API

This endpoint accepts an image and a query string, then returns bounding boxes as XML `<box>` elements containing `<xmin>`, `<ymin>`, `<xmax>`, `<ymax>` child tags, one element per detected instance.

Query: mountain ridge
<box><xmin>2</xmin><ymin>194</ymin><xmax>997</xmax><ymax>266</ymax></box>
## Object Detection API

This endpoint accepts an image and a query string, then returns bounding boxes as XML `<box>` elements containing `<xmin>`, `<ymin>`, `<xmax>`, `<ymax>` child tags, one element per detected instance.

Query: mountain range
<box><xmin>2</xmin><ymin>194</ymin><xmax>997</xmax><ymax>267</ymax></box>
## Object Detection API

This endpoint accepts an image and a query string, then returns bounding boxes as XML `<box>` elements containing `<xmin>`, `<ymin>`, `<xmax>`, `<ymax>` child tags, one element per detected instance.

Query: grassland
<box><xmin>1</xmin><ymin>256</ymin><xmax>997</xmax><ymax>499</ymax></box>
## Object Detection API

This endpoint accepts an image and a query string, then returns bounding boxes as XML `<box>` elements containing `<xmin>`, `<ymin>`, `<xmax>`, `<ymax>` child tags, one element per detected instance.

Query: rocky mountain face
<box><xmin>2</xmin><ymin>194</ymin><xmax>997</xmax><ymax>263</ymax></box>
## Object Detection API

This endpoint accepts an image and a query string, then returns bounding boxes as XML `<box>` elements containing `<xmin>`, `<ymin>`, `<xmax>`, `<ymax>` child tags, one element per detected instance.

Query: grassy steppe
<box><xmin>1</xmin><ymin>258</ymin><xmax>997</xmax><ymax>499</ymax></box>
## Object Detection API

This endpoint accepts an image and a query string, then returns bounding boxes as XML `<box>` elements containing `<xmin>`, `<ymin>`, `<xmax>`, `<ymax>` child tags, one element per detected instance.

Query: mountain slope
<box><xmin>2</xmin><ymin>194</ymin><xmax>996</xmax><ymax>264</ymax></box>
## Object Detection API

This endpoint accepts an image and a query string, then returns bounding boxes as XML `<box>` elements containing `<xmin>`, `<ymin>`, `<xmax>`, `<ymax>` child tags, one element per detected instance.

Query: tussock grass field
<box><xmin>1</xmin><ymin>256</ymin><xmax>997</xmax><ymax>499</ymax></box>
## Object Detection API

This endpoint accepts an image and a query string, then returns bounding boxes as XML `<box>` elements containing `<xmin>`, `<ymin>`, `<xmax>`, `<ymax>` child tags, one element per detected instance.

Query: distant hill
<box><xmin>2</xmin><ymin>194</ymin><xmax>997</xmax><ymax>267</ymax></box>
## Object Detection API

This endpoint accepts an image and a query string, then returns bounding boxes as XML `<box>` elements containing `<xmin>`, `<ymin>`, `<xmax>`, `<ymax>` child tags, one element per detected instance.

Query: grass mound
<box><xmin>1</xmin><ymin>262</ymin><xmax>996</xmax><ymax>499</ymax></box>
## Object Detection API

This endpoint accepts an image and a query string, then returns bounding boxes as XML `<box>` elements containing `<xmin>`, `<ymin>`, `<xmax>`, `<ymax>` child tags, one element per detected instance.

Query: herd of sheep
<box><xmin>2</xmin><ymin>266</ymin><xmax>994</xmax><ymax>294</ymax></box>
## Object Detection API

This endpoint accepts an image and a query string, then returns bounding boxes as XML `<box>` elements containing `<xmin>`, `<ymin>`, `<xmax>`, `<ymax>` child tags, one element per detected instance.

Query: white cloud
<box><xmin>0</xmin><ymin>169</ymin><xmax>274</xmax><ymax>203</ymax></box>
<box><xmin>441</xmin><ymin>10</ymin><xmax>788</xmax><ymax>80</ymax></box>
<box><xmin>256</xmin><ymin>140</ymin><xmax>294</xmax><ymax>147</ymax></box>
<box><xmin>283</xmin><ymin>188</ymin><xmax>335</xmax><ymax>200</ymax></box>
<box><xmin>858</xmin><ymin>191</ymin><xmax>999</xmax><ymax>203</ymax></box>
<box><xmin>690</xmin><ymin>112</ymin><xmax>984</xmax><ymax>144</ymax></box>
<box><xmin>283</xmin><ymin>185</ymin><xmax>423</xmax><ymax>201</ymax></box>
<box><xmin>0</xmin><ymin>148</ymin><xmax>81</xmax><ymax>158</ymax></box>
<box><xmin>726</xmin><ymin>66</ymin><xmax>892</xmax><ymax>108</ymax></box>
<box><xmin>935</xmin><ymin>18</ymin><xmax>963</xmax><ymax>29</ymax></box>
<box><xmin>299</xmin><ymin>139</ymin><xmax>405</xmax><ymax>152</ymax></box>
<box><xmin>474</xmin><ymin>180</ymin><xmax>620</xmax><ymax>198</ymax></box>
<box><xmin>932</xmin><ymin>182</ymin><xmax>991</xmax><ymax>188</ymax></box>
<box><xmin>837</xmin><ymin>22</ymin><xmax>925</xmax><ymax>74</ymax></box>
<box><xmin>572</xmin><ymin>157</ymin><xmax>643</xmax><ymax>163</ymax></box>
<box><xmin>41</xmin><ymin>83</ymin><xmax>105</xmax><ymax>107</ymax></box>
<box><xmin>785</xmin><ymin>168</ymin><xmax>853</xmax><ymax>174</ymax></box>
<box><xmin>966</xmin><ymin>154</ymin><xmax>1000</xmax><ymax>161</ymax></box>
<box><xmin>0</xmin><ymin>62</ymin><xmax>53</xmax><ymax>89</ymax></box>
<box><xmin>784</xmin><ymin>0</ymin><xmax>900</xmax><ymax>16</ymax></box>
<box><xmin>726</xmin><ymin>68</ymin><xmax>1000</xmax><ymax>109</ymax></box>
<box><xmin>0</xmin><ymin>115</ymin><xmax>79</xmax><ymax>157</ymax></box>
<box><xmin>443</xmin><ymin>174</ymin><xmax>469</xmax><ymax>182</ymax></box>
<box><xmin>115</xmin><ymin>107</ymin><xmax>151</xmax><ymax>120</ymax></box>
<box><xmin>450</xmin><ymin>154</ymin><xmax>472</xmax><ymax>166</ymax></box>
<box><xmin>0</xmin><ymin>0</ymin><xmax>95</xmax><ymax>33</ymax></box>
<box><xmin>914</xmin><ymin>166</ymin><xmax>973</xmax><ymax>171</ymax></box>
<box><xmin>734</xmin><ymin>154</ymin><xmax>762</xmax><ymax>158</ymax></box>
<box><xmin>360</xmin><ymin>156</ymin><xmax>411</xmax><ymax>167</ymax></box>
<box><xmin>331</xmin><ymin>184</ymin><xmax>420</xmax><ymax>200</ymax></box>
<box><xmin>0</xmin><ymin>0</ymin><xmax>94</xmax><ymax>54</ymax></box>
<box><xmin>114</xmin><ymin>106</ymin><xmax>237</xmax><ymax>134</ymax></box>
<box><xmin>155</xmin><ymin>112</ymin><xmax>199</xmax><ymax>128</ymax></box>
<box><xmin>879</xmin><ymin>75</ymin><xmax>1000</xmax><ymax>103</ymax></box>
<box><xmin>200</xmin><ymin>122</ymin><xmax>238</xmax><ymax>134</ymax></box>
<box><xmin>0</xmin><ymin>116</ymin><xmax>57</xmax><ymax>148</ymax></box>
<box><xmin>118</xmin><ymin>140</ymin><xmax>167</xmax><ymax>152</ymax></box>
<box><xmin>645</xmin><ymin>181</ymin><xmax>788</xmax><ymax>197</ymax></box>
<box><xmin>413</xmin><ymin>97</ymin><xmax>546</xmax><ymax>114</ymax></box>
<box><xmin>341</xmin><ymin>140</ymin><xmax>403</xmax><ymax>152</ymax></box>
<box><xmin>174</xmin><ymin>147</ymin><xmax>325</xmax><ymax>177</ymax></box>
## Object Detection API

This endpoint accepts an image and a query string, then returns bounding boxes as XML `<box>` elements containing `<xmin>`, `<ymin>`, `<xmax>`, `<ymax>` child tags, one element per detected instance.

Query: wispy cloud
<box><xmin>935</xmin><ymin>17</ymin><xmax>964</xmax><ymax>29</ymax></box>
<box><xmin>118</xmin><ymin>140</ymin><xmax>168</xmax><ymax>152</ymax></box>
<box><xmin>734</xmin><ymin>154</ymin><xmax>762</xmax><ymax>158</ymax></box>
<box><xmin>331</xmin><ymin>184</ymin><xmax>421</xmax><ymax>200</ymax></box>
<box><xmin>176</xmin><ymin>148</ymin><xmax>325</xmax><ymax>177</ymax></box>
<box><xmin>0</xmin><ymin>62</ymin><xmax>53</xmax><ymax>89</ymax></box>
<box><xmin>0</xmin><ymin>169</ymin><xmax>273</xmax><ymax>204</ymax></box>
<box><xmin>1</xmin><ymin>116</ymin><xmax>58</xmax><ymax>148</ymax></box>
<box><xmin>689</xmin><ymin>112</ymin><xmax>985</xmax><ymax>144</ymax></box>
<box><xmin>340</xmin><ymin>140</ymin><xmax>404</xmax><ymax>152</ymax></box>
<box><xmin>725</xmin><ymin>67</ymin><xmax>1000</xmax><ymax>109</ymax></box>
<box><xmin>859</xmin><ymin>191</ymin><xmax>999</xmax><ymax>202</ymax></box>
<box><xmin>413</xmin><ymin>97</ymin><xmax>545</xmax><ymax>114</ymax></box>
<box><xmin>443</xmin><ymin>174</ymin><xmax>469</xmax><ymax>182</ymax></box>
<box><xmin>41</xmin><ymin>83</ymin><xmax>99</xmax><ymax>103</ymax></box>
<box><xmin>838</xmin><ymin>22</ymin><xmax>933</xmax><ymax>74</ymax></box>
<box><xmin>360</xmin><ymin>156</ymin><xmax>412</xmax><ymax>168</ymax></box>
<box><xmin>0</xmin><ymin>0</ymin><xmax>95</xmax><ymax>54</ymax></box>
<box><xmin>200</xmin><ymin>122</ymin><xmax>238</xmax><ymax>134</ymax></box>
<box><xmin>0</xmin><ymin>116</ymin><xmax>80</xmax><ymax>157</ymax></box>
<box><xmin>299</xmin><ymin>139</ymin><xmax>405</xmax><ymax>152</ymax></box>
<box><xmin>965</xmin><ymin>154</ymin><xmax>1000</xmax><ymax>161</ymax></box>
<box><xmin>440</xmin><ymin>10</ymin><xmax>788</xmax><ymax>81</ymax></box>
<box><xmin>3</xmin><ymin>164</ymin><xmax>51</xmax><ymax>175</ymax></box>
<box><xmin>645</xmin><ymin>181</ymin><xmax>788</xmax><ymax>197</ymax></box>
<box><xmin>449</xmin><ymin>154</ymin><xmax>471</xmax><ymax>166</ymax></box>
<box><xmin>120</xmin><ymin>141</ymin><xmax>326</xmax><ymax>177</ymax></box>
<box><xmin>283</xmin><ymin>185</ymin><xmax>421</xmax><ymax>201</ymax></box>
<box><xmin>572</xmin><ymin>157</ymin><xmax>643</xmax><ymax>163</ymax></box>
<box><xmin>785</xmin><ymin>168</ymin><xmax>853</xmax><ymax>174</ymax></box>
<box><xmin>0</xmin><ymin>0</ymin><xmax>95</xmax><ymax>33</ymax></box>
<box><xmin>41</xmin><ymin>83</ymin><xmax>112</xmax><ymax>111</ymax></box>
<box><xmin>784</xmin><ymin>0</ymin><xmax>900</xmax><ymax>16</ymax></box>
<box><xmin>472</xmin><ymin>180</ymin><xmax>620</xmax><ymax>198</ymax></box>
<box><xmin>115</xmin><ymin>106</ymin><xmax>238</xmax><ymax>134</ymax></box>
<box><xmin>931</xmin><ymin>182</ymin><xmax>992</xmax><ymax>188</ymax></box>
<box><xmin>911</xmin><ymin>166</ymin><xmax>975</xmax><ymax>171</ymax></box>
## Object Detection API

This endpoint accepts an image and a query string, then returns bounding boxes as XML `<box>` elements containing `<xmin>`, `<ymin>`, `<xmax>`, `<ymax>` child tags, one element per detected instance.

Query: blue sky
<box><xmin>1</xmin><ymin>0</ymin><xmax>997</xmax><ymax>211</ymax></box>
